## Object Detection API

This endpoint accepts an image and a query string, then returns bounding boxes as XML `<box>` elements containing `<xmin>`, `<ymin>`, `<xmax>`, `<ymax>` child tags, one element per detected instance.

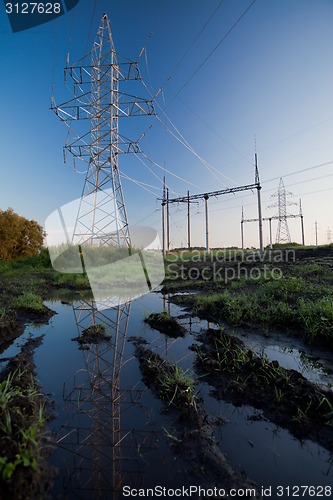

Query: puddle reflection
<box><xmin>50</xmin><ymin>299</ymin><xmax>169</xmax><ymax>499</ymax></box>
<box><xmin>3</xmin><ymin>292</ymin><xmax>332</xmax><ymax>497</ymax></box>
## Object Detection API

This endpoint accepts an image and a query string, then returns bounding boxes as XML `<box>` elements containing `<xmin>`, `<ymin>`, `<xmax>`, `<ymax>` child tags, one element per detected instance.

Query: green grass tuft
<box><xmin>12</xmin><ymin>293</ymin><xmax>45</xmax><ymax>312</ymax></box>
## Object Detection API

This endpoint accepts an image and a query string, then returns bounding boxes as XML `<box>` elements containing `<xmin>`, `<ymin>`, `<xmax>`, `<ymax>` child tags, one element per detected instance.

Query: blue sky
<box><xmin>0</xmin><ymin>0</ymin><xmax>332</xmax><ymax>248</ymax></box>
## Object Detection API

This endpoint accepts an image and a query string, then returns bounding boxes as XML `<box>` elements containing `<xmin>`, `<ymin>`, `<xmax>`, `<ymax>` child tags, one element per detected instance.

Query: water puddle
<box><xmin>1</xmin><ymin>292</ymin><xmax>332</xmax><ymax>496</ymax></box>
<box><xmin>229</xmin><ymin>326</ymin><xmax>333</xmax><ymax>389</ymax></box>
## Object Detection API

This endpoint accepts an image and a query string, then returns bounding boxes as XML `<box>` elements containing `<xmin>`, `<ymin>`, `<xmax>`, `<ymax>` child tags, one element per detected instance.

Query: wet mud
<box><xmin>134</xmin><ymin>344</ymin><xmax>260</xmax><ymax>496</ymax></box>
<box><xmin>192</xmin><ymin>328</ymin><xmax>333</xmax><ymax>452</ymax></box>
<box><xmin>72</xmin><ymin>323</ymin><xmax>110</xmax><ymax>345</ymax></box>
<box><xmin>144</xmin><ymin>312</ymin><xmax>185</xmax><ymax>338</ymax></box>
<box><xmin>0</xmin><ymin>335</ymin><xmax>55</xmax><ymax>500</ymax></box>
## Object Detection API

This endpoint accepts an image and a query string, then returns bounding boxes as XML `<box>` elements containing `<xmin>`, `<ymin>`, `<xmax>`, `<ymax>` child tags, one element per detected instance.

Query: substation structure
<box><xmin>160</xmin><ymin>155</ymin><xmax>263</xmax><ymax>253</ymax></box>
<box><xmin>241</xmin><ymin>199</ymin><xmax>305</xmax><ymax>249</ymax></box>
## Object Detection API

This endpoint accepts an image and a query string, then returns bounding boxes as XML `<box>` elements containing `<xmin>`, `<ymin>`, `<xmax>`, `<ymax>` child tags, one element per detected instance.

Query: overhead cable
<box><xmin>167</xmin><ymin>0</ymin><xmax>257</xmax><ymax>108</ymax></box>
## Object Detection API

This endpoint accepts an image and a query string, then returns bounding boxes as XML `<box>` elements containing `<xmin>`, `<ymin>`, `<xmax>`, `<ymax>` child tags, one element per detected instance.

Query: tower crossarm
<box><xmin>52</xmin><ymin>93</ymin><xmax>154</xmax><ymax>121</ymax></box>
<box><xmin>64</xmin><ymin>132</ymin><xmax>142</xmax><ymax>160</ymax></box>
<box><xmin>65</xmin><ymin>61</ymin><xmax>142</xmax><ymax>85</ymax></box>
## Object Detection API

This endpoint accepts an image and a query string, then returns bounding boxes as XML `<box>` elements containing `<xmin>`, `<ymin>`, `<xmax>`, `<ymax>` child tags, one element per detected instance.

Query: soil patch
<box><xmin>144</xmin><ymin>312</ymin><xmax>185</xmax><ymax>338</ymax></box>
<box><xmin>192</xmin><ymin>328</ymin><xmax>333</xmax><ymax>452</ymax></box>
<box><xmin>134</xmin><ymin>344</ymin><xmax>260</xmax><ymax>496</ymax></box>
<box><xmin>72</xmin><ymin>324</ymin><xmax>110</xmax><ymax>345</ymax></box>
<box><xmin>0</xmin><ymin>335</ymin><xmax>55</xmax><ymax>499</ymax></box>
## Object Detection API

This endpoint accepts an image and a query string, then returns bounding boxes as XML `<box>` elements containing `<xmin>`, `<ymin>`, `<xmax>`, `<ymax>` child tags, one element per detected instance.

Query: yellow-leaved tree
<box><xmin>0</xmin><ymin>208</ymin><xmax>44</xmax><ymax>260</ymax></box>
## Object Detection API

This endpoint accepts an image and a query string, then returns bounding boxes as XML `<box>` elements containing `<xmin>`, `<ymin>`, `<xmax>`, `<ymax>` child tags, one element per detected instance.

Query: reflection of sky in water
<box><xmin>229</xmin><ymin>330</ymin><xmax>333</xmax><ymax>390</ymax></box>
<box><xmin>262</xmin><ymin>345</ymin><xmax>332</xmax><ymax>386</ymax></box>
<box><xmin>202</xmin><ymin>392</ymin><xmax>333</xmax><ymax>490</ymax></box>
<box><xmin>1</xmin><ymin>292</ymin><xmax>332</xmax><ymax>496</ymax></box>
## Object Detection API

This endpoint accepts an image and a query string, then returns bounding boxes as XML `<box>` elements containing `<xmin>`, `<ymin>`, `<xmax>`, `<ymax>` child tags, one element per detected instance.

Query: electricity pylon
<box><xmin>51</xmin><ymin>13</ymin><xmax>154</xmax><ymax>247</ymax></box>
<box><xmin>51</xmin><ymin>14</ymin><xmax>157</xmax><ymax>497</ymax></box>
<box><xmin>269</xmin><ymin>178</ymin><xmax>297</xmax><ymax>244</ymax></box>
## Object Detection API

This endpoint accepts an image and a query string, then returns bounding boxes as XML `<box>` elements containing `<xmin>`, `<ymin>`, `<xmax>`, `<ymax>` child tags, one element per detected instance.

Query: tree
<box><xmin>0</xmin><ymin>208</ymin><xmax>45</xmax><ymax>260</ymax></box>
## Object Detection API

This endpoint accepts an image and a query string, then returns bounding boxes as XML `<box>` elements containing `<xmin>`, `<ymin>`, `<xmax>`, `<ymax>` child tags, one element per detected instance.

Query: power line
<box><xmin>192</xmin><ymin>167</ymin><xmax>333</xmax><ymax>213</ymax></box>
<box><xmin>154</xmin><ymin>110</ymin><xmax>233</xmax><ymax>186</ymax></box>
<box><xmin>167</xmin><ymin>0</ymin><xmax>257</xmax><ymax>108</ymax></box>
<box><xmin>166</xmin><ymin>0</ymin><xmax>225</xmax><ymax>83</ymax></box>
<box><xmin>291</xmin><ymin>185</ymin><xmax>333</xmax><ymax>198</ymax></box>
<box><xmin>262</xmin><ymin>159</ymin><xmax>333</xmax><ymax>185</ymax></box>
<box><xmin>142</xmin><ymin>76</ymin><xmax>239</xmax><ymax>187</ymax></box>
<box><xmin>119</xmin><ymin>171</ymin><xmax>162</xmax><ymax>197</ymax></box>
<box><xmin>258</xmin><ymin>116</ymin><xmax>333</xmax><ymax>154</ymax></box>
<box><xmin>140</xmin><ymin>151</ymin><xmax>201</xmax><ymax>190</ymax></box>
<box><xmin>84</xmin><ymin>0</ymin><xmax>99</xmax><ymax>56</ymax></box>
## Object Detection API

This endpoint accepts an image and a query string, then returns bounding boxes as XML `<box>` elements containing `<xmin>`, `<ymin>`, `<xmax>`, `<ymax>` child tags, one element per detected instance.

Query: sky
<box><xmin>0</xmin><ymin>0</ymin><xmax>333</xmax><ymax>248</ymax></box>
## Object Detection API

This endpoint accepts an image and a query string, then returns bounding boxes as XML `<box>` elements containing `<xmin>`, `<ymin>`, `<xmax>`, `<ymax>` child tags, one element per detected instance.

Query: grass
<box><xmin>0</xmin><ymin>249</ymin><xmax>52</xmax><ymax>276</ymax></box>
<box><xmin>0</xmin><ymin>366</ymin><xmax>48</xmax><ymax>484</ymax></box>
<box><xmin>72</xmin><ymin>324</ymin><xmax>109</xmax><ymax>345</ymax></box>
<box><xmin>193</xmin><ymin>328</ymin><xmax>333</xmax><ymax>438</ymax></box>
<box><xmin>136</xmin><ymin>346</ymin><xmax>197</xmax><ymax>410</ymax></box>
<box><xmin>292</xmin><ymin>263</ymin><xmax>323</xmax><ymax>275</ymax></box>
<box><xmin>192</xmin><ymin>275</ymin><xmax>333</xmax><ymax>343</ymax></box>
<box><xmin>0</xmin><ymin>250</ymin><xmax>92</xmax><ymax>340</ymax></box>
<box><xmin>165</xmin><ymin>246</ymin><xmax>333</xmax><ymax>346</ymax></box>
<box><xmin>159</xmin><ymin>365</ymin><xmax>196</xmax><ymax>408</ymax></box>
<box><xmin>53</xmin><ymin>272</ymin><xmax>90</xmax><ymax>287</ymax></box>
<box><xmin>12</xmin><ymin>293</ymin><xmax>45</xmax><ymax>312</ymax></box>
<box><xmin>144</xmin><ymin>311</ymin><xmax>186</xmax><ymax>337</ymax></box>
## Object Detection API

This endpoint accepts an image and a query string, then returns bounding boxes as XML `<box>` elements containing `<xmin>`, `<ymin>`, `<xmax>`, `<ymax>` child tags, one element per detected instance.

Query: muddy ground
<box><xmin>134</xmin><ymin>344</ymin><xmax>260</xmax><ymax>498</ymax></box>
<box><xmin>1</xmin><ymin>245</ymin><xmax>333</xmax><ymax>496</ymax></box>
<box><xmin>192</xmin><ymin>327</ymin><xmax>333</xmax><ymax>452</ymax></box>
<box><xmin>0</xmin><ymin>335</ymin><xmax>55</xmax><ymax>499</ymax></box>
<box><xmin>144</xmin><ymin>311</ymin><xmax>186</xmax><ymax>337</ymax></box>
<box><xmin>135</xmin><ymin>307</ymin><xmax>333</xmax><ymax>496</ymax></box>
<box><xmin>0</xmin><ymin>270</ymin><xmax>89</xmax><ymax>497</ymax></box>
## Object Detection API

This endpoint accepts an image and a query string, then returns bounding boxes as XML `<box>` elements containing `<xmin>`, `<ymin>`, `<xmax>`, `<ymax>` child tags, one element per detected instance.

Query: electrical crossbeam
<box><xmin>241</xmin><ymin>213</ymin><xmax>304</xmax><ymax>249</ymax></box>
<box><xmin>160</xmin><ymin>181</ymin><xmax>263</xmax><ymax>253</ymax></box>
<box><xmin>52</xmin><ymin>94</ymin><xmax>155</xmax><ymax>121</ymax></box>
<box><xmin>64</xmin><ymin>62</ymin><xmax>142</xmax><ymax>85</ymax></box>
<box><xmin>242</xmin><ymin>214</ymin><xmax>301</xmax><ymax>222</ymax></box>
<box><xmin>164</xmin><ymin>183</ymin><xmax>259</xmax><ymax>204</ymax></box>
<box><xmin>64</xmin><ymin>135</ymin><xmax>142</xmax><ymax>159</ymax></box>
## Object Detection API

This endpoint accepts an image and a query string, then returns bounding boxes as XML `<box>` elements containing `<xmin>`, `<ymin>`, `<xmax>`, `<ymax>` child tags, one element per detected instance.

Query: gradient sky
<box><xmin>0</xmin><ymin>0</ymin><xmax>332</xmax><ymax>248</ymax></box>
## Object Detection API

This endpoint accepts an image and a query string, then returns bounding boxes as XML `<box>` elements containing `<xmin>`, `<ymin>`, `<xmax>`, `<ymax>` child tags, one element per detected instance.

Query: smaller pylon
<box><xmin>269</xmin><ymin>178</ymin><xmax>297</xmax><ymax>244</ymax></box>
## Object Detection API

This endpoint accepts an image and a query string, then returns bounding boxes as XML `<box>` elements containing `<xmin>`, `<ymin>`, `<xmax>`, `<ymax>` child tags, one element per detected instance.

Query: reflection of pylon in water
<box><xmin>58</xmin><ymin>300</ymin><xmax>144</xmax><ymax>498</ymax></box>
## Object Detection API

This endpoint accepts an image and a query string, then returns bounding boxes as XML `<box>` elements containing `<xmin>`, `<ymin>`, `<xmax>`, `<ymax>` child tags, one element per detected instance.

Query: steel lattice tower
<box><xmin>52</xmin><ymin>13</ymin><xmax>154</xmax><ymax>247</ymax></box>
<box><xmin>269</xmin><ymin>178</ymin><xmax>297</xmax><ymax>244</ymax></box>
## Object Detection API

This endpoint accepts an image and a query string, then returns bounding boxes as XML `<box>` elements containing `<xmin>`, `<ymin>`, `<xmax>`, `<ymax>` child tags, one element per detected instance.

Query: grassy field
<box><xmin>0</xmin><ymin>249</ymin><xmax>91</xmax><ymax>344</ymax></box>
<box><xmin>2</xmin><ymin>245</ymin><xmax>333</xmax><ymax>346</ymax></box>
<box><xmin>163</xmin><ymin>245</ymin><xmax>333</xmax><ymax>347</ymax></box>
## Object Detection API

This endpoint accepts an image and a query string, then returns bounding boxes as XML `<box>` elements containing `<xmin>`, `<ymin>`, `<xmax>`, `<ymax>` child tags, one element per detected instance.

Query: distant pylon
<box><xmin>269</xmin><ymin>178</ymin><xmax>297</xmax><ymax>244</ymax></box>
<box><xmin>52</xmin><ymin>13</ymin><xmax>154</xmax><ymax>247</ymax></box>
